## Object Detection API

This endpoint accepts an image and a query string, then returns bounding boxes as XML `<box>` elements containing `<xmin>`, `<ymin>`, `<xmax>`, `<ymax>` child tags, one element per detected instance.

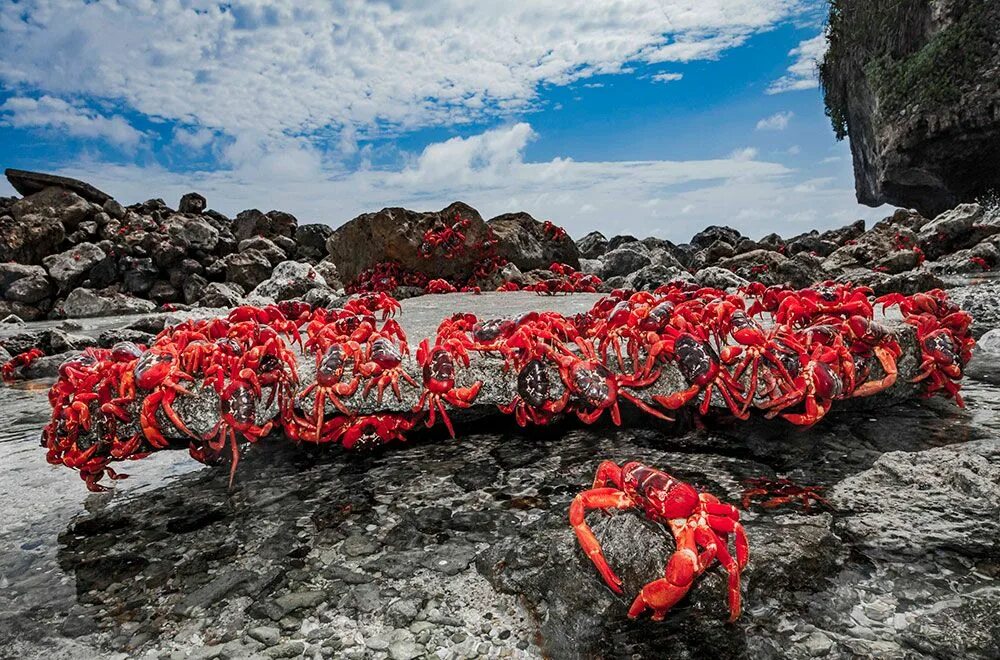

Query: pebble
<box><xmin>365</xmin><ymin>636</ymin><xmax>390</xmax><ymax>651</ymax></box>
<box><xmin>388</xmin><ymin>641</ymin><xmax>425</xmax><ymax>660</ymax></box>
<box><xmin>248</xmin><ymin>626</ymin><xmax>281</xmax><ymax>647</ymax></box>
<box><xmin>803</xmin><ymin>631</ymin><xmax>834</xmax><ymax>656</ymax></box>
<box><xmin>263</xmin><ymin>641</ymin><xmax>305</xmax><ymax>659</ymax></box>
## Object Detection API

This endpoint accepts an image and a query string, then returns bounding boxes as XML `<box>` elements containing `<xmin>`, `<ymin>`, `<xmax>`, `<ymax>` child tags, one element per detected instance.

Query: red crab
<box><xmin>425</xmin><ymin>278</ymin><xmax>458</xmax><ymax>294</ymax></box>
<box><xmin>542</xmin><ymin>220</ymin><xmax>569</xmax><ymax>242</ymax></box>
<box><xmin>644</xmin><ymin>332</ymin><xmax>749</xmax><ymax>419</ymax></box>
<box><xmin>131</xmin><ymin>345</ymin><xmax>200</xmax><ymax>449</ymax></box>
<box><xmin>195</xmin><ymin>368</ymin><xmax>275</xmax><ymax>487</ymax></box>
<box><xmin>907</xmin><ymin>314</ymin><xmax>967</xmax><ymax>406</ymax></box>
<box><xmin>323</xmin><ymin>413</ymin><xmax>420</xmax><ymax>450</ymax></box>
<box><xmin>741</xmin><ymin>477</ymin><xmax>830</xmax><ymax>513</ymax></box>
<box><xmin>542</xmin><ymin>345</ymin><xmax>673</xmax><ymax>425</ymax></box>
<box><xmin>761</xmin><ymin>340</ymin><xmax>853</xmax><ymax>426</ymax></box>
<box><xmin>571</xmin><ymin>461</ymin><xmax>749</xmax><ymax>621</ymax></box>
<box><xmin>2</xmin><ymin>347</ymin><xmax>45</xmax><ymax>382</ymax></box>
<box><xmin>296</xmin><ymin>341</ymin><xmax>363</xmax><ymax>440</ymax></box>
<box><xmin>359</xmin><ymin>337</ymin><xmax>418</xmax><ymax>404</ymax></box>
<box><xmin>498</xmin><ymin>358</ymin><xmax>569</xmax><ymax>426</ymax></box>
<box><xmin>412</xmin><ymin>338</ymin><xmax>481</xmax><ymax>437</ymax></box>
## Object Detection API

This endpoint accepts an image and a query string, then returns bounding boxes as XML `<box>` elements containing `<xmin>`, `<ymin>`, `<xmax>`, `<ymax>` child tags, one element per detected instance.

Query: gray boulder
<box><xmin>488</xmin><ymin>212</ymin><xmax>580</xmax><ymax>272</ymax></box>
<box><xmin>43</xmin><ymin>243</ymin><xmax>107</xmax><ymax>293</ymax></box>
<box><xmin>178</xmin><ymin>192</ymin><xmax>207</xmax><ymax>214</ymax></box>
<box><xmin>0</xmin><ymin>263</ymin><xmax>47</xmax><ymax>293</ymax></box>
<box><xmin>60</xmin><ymin>288</ymin><xmax>156</xmax><ymax>318</ymax></box>
<box><xmin>165</xmin><ymin>214</ymin><xmax>220</xmax><ymax>252</ymax></box>
<box><xmin>294</xmin><ymin>224</ymin><xmax>334</xmax><ymax>262</ymax></box>
<box><xmin>223</xmin><ymin>249</ymin><xmax>273</xmax><ymax>291</ymax></box>
<box><xmin>4</xmin><ymin>274</ymin><xmax>53</xmax><ymax>304</ymax></box>
<box><xmin>599</xmin><ymin>247</ymin><xmax>652</xmax><ymax>279</ymax></box>
<box><xmin>576</xmin><ymin>231</ymin><xmax>608</xmax><ymax>259</ymax></box>
<box><xmin>196</xmin><ymin>282</ymin><xmax>245</xmax><ymax>308</ymax></box>
<box><xmin>238</xmin><ymin>236</ymin><xmax>286</xmax><ymax>266</ymax></box>
<box><xmin>250</xmin><ymin>261</ymin><xmax>330</xmax><ymax>302</ymax></box>
<box><xmin>4</xmin><ymin>168</ymin><xmax>112</xmax><ymax>204</ymax></box>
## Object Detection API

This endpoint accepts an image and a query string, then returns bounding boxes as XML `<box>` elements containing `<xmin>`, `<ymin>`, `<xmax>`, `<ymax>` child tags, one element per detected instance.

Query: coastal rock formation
<box><xmin>1</xmin><ymin>168</ymin><xmax>998</xmax><ymax>323</ymax></box>
<box><xmin>820</xmin><ymin>0</ymin><xmax>1000</xmax><ymax>216</ymax></box>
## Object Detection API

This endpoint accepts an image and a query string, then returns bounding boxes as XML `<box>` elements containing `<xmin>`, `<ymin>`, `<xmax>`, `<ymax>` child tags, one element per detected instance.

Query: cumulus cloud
<box><xmin>728</xmin><ymin>146</ymin><xmax>759</xmax><ymax>161</ymax></box>
<box><xmin>0</xmin><ymin>0</ymin><xmax>810</xmax><ymax>150</ymax></box>
<box><xmin>15</xmin><ymin>122</ymin><xmax>887</xmax><ymax>242</ymax></box>
<box><xmin>0</xmin><ymin>95</ymin><xmax>143</xmax><ymax>146</ymax></box>
<box><xmin>651</xmin><ymin>72</ymin><xmax>684</xmax><ymax>83</ymax></box>
<box><xmin>767</xmin><ymin>32</ymin><xmax>827</xmax><ymax>94</ymax></box>
<box><xmin>756</xmin><ymin>110</ymin><xmax>794</xmax><ymax>130</ymax></box>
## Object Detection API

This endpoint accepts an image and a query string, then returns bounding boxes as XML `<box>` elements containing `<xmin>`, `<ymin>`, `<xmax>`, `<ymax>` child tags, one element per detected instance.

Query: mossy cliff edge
<box><xmin>820</xmin><ymin>0</ymin><xmax>1000</xmax><ymax>216</ymax></box>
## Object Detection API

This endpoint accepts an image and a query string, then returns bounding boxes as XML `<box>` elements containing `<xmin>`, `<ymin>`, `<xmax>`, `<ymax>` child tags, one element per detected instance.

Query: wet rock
<box><xmin>97</xmin><ymin>328</ymin><xmax>154</xmax><ymax>348</ymax></box>
<box><xmin>176</xmin><ymin>569</ymin><xmax>257</xmax><ymax>615</ymax></box>
<box><xmin>46</xmin><ymin>329</ymin><xmax>98</xmax><ymax>353</ymax></box>
<box><xmin>918</xmin><ymin>204</ymin><xmax>988</xmax><ymax>259</ymax></box>
<box><xmin>294</xmin><ymin>224</ymin><xmax>334</xmax><ymax>262</ymax></box>
<box><xmin>599</xmin><ymin>247</ymin><xmax>651</xmax><ymax>279</ymax></box>
<box><xmin>901</xmin><ymin>587</ymin><xmax>1000</xmax><ymax>658</ymax></box>
<box><xmin>577</xmin><ymin>231</ymin><xmax>609</xmax><ymax>259</ymax></box>
<box><xmin>830</xmin><ymin>441</ymin><xmax>1000</xmax><ymax>556</ymax></box>
<box><xmin>326</xmin><ymin>201</ymin><xmax>493</xmax><ymax>284</ymax></box>
<box><xmin>178</xmin><ymin>192</ymin><xmax>207</xmax><ymax>214</ymax></box>
<box><xmin>60</xmin><ymin>288</ymin><xmax>156</xmax><ymax>318</ymax></box>
<box><xmin>224</xmin><ymin>249</ymin><xmax>273</xmax><ymax>291</ymax></box>
<box><xmin>23</xmin><ymin>351</ymin><xmax>81</xmax><ymax>379</ymax></box>
<box><xmin>250</xmin><ymin>261</ymin><xmax>329</xmax><ymax>302</ymax></box>
<box><xmin>488</xmin><ymin>212</ymin><xmax>580</xmax><ymax>272</ymax></box>
<box><xmin>4</xmin><ymin>168</ymin><xmax>112</xmax><ymax>204</ymax></box>
<box><xmin>418</xmin><ymin>544</ymin><xmax>477</xmax><ymax>576</ymax></box>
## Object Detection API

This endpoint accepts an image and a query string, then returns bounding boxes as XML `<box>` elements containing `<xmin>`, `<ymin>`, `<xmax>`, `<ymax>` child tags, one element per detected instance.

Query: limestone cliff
<box><xmin>820</xmin><ymin>0</ymin><xmax>1000</xmax><ymax>216</ymax></box>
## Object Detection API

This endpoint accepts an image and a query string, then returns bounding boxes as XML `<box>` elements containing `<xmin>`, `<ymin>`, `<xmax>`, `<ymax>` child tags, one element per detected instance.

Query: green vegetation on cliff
<box><xmin>820</xmin><ymin>0</ymin><xmax>998</xmax><ymax>139</ymax></box>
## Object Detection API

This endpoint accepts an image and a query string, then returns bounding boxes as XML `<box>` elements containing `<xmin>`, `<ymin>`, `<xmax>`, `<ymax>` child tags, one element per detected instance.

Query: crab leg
<box><xmin>569</xmin><ymin>487</ymin><xmax>636</xmax><ymax>593</ymax></box>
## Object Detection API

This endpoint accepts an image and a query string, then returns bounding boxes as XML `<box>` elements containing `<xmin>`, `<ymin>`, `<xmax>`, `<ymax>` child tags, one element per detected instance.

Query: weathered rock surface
<box><xmin>820</xmin><ymin>0</ymin><xmax>1000</xmax><ymax>216</ymax></box>
<box><xmin>4</xmin><ymin>168</ymin><xmax>112</xmax><ymax>204</ymax></box>
<box><xmin>488</xmin><ymin>212</ymin><xmax>580</xmax><ymax>272</ymax></box>
<box><xmin>59</xmin><ymin>288</ymin><xmax>156</xmax><ymax>318</ymax></box>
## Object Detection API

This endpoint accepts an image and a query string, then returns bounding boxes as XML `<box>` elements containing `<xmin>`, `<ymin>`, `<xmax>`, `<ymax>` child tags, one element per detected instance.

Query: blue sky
<box><xmin>0</xmin><ymin>1</ymin><xmax>888</xmax><ymax>241</ymax></box>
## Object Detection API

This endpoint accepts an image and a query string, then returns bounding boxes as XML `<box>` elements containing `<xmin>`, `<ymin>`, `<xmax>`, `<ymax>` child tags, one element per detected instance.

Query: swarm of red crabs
<box><xmin>30</xmin><ymin>282</ymin><xmax>973</xmax><ymax>498</ymax></box>
<box><xmin>23</xmin><ymin>282</ymin><xmax>974</xmax><ymax>621</ymax></box>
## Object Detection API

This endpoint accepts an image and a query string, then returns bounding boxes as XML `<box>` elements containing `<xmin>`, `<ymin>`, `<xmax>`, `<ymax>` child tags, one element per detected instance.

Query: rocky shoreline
<box><xmin>2</xmin><ymin>168</ymin><xmax>998</xmax><ymax>328</ymax></box>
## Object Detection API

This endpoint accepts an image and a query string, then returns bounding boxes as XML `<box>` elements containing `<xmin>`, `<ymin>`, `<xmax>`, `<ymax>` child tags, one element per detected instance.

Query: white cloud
<box><xmin>787</xmin><ymin>145</ymin><xmax>801</xmax><ymax>155</ymax></box>
<box><xmin>0</xmin><ymin>95</ymin><xmax>143</xmax><ymax>146</ymax></box>
<box><xmin>728</xmin><ymin>146</ymin><xmax>759</xmax><ymax>161</ymax></box>
<box><xmin>821</xmin><ymin>156</ymin><xmax>842</xmax><ymax>163</ymax></box>
<box><xmin>756</xmin><ymin>110</ymin><xmax>794</xmax><ymax>130</ymax></box>
<box><xmin>173</xmin><ymin>126</ymin><xmax>215</xmax><ymax>151</ymax></box>
<box><xmin>651</xmin><ymin>72</ymin><xmax>684</xmax><ymax>83</ymax></box>
<box><xmin>0</xmin><ymin>1</ymin><xmax>810</xmax><ymax>152</ymax></box>
<box><xmin>767</xmin><ymin>32</ymin><xmax>827</xmax><ymax>94</ymax></box>
<box><xmin>22</xmin><ymin>122</ymin><xmax>889</xmax><ymax>243</ymax></box>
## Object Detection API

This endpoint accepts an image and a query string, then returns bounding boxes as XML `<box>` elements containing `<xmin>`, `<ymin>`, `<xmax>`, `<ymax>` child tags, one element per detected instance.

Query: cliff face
<box><xmin>820</xmin><ymin>0</ymin><xmax>1000</xmax><ymax>217</ymax></box>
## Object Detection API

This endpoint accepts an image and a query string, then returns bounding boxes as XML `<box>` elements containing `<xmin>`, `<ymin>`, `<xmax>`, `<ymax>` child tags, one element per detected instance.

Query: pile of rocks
<box><xmin>577</xmin><ymin>203</ymin><xmax>1000</xmax><ymax>295</ymax></box>
<box><xmin>0</xmin><ymin>169</ymin><xmax>341</xmax><ymax>320</ymax></box>
<box><xmin>2</xmin><ymin>167</ymin><xmax>997</xmax><ymax>321</ymax></box>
